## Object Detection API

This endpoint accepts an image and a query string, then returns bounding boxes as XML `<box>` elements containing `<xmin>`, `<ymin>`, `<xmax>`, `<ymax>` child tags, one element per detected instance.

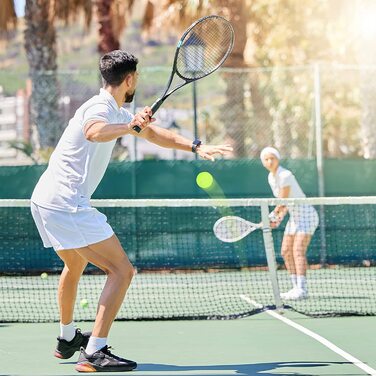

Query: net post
<box><xmin>260</xmin><ymin>202</ymin><xmax>284</xmax><ymax>312</ymax></box>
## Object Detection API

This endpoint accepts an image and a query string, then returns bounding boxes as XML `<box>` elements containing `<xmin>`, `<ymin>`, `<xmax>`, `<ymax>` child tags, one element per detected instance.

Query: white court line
<box><xmin>240</xmin><ymin>295</ymin><xmax>376</xmax><ymax>376</ymax></box>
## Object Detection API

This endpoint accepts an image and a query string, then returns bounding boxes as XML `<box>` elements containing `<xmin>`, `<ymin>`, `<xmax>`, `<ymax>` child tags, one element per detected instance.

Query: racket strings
<box><xmin>179</xmin><ymin>28</ymin><xmax>231</xmax><ymax>75</ymax></box>
<box><xmin>177</xmin><ymin>17</ymin><xmax>234</xmax><ymax>80</ymax></box>
<box><xmin>214</xmin><ymin>217</ymin><xmax>251</xmax><ymax>242</ymax></box>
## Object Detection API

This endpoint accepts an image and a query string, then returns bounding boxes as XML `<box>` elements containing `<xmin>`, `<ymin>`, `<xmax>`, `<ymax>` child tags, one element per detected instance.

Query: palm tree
<box><xmin>0</xmin><ymin>0</ymin><xmax>17</xmax><ymax>34</ymax></box>
<box><xmin>1</xmin><ymin>0</ymin><xmax>138</xmax><ymax>151</ymax></box>
<box><xmin>1</xmin><ymin>0</ymin><xmax>93</xmax><ymax>150</ymax></box>
<box><xmin>97</xmin><ymin>0</ymin><xmax>135</xmax><ymax>54</ymax></box>
<box><xmin>97</xmin><ymin>0</ymin><xmax>120</xmax><ymax>53</ymax></box>
<box><xmin>24</xmin><ymin>0</ymin><xmax>61</xmax><ymax>149</ymax></box>
<box><xmin>26</xmin><ymin>0</ymin><xmax>96</xmax><ymax>149</ymax></box>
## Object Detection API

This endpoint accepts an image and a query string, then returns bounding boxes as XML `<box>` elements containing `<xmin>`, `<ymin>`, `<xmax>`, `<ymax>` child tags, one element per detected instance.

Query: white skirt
<box><xmin>31</xmin><ymin>202</ymin><xmax>114</xmax><ymax>251</ymax></box>
<box><xmin>285</xmin><ymin>206</ymin><xmax>319</xmax><ymax>236</ymax></box>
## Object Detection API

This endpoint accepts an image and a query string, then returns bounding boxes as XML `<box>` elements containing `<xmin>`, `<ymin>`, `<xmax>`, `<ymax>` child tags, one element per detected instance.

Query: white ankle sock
<box><xmin>60</xmin><ymin>321</ymin><xmax>76</xmax><ymax>342</ymax></box>
<box><xmin>297</xmin><ymin>275</ymin><xmax>307</xmax><ymax>291</ymax></box>
<box><xmin>85</xmin><ymin>336</ymin><xmax>107</xmax><ymax>355</ymax></box>
<box><xmin>290</xmin><ymin>274</ymin><xmax>297</xmax><ymax>289</ymax></box>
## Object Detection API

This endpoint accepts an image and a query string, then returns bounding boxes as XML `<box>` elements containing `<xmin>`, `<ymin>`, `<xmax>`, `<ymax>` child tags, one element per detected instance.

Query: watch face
<box><xmin>192</xmin><ymin>139</ymin><xmax>201</xmax><ymax>152</ymax></box>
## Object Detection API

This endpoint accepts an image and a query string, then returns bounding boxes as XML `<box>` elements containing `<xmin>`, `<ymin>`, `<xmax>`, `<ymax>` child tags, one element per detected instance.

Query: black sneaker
<box><xmin>75</xmin><ymin>345</ymin><xmax>137</xmax><ymax>372</ymax></box>
<box><xmin>55</xmin><ymin>328</ymin><xmax>91</xmax><ymax>359</ymax></box>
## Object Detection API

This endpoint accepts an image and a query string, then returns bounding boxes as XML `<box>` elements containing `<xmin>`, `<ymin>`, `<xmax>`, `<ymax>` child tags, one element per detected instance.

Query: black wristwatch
<box><xmin>192</xmin><ymin>139</ymin><xmax>202</xmax><ymax>153</ymax></box>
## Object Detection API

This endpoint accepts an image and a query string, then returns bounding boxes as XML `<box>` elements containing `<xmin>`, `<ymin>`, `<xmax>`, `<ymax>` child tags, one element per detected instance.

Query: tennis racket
<box><xmin>213</xmin><ymin>216</ymin><xmax>262</xmax><ymax>243</ymax></box>
<box><xmin>133</xmin><ymin>15</ymin><xmax>234</xmax><ymax>132</ymax></box>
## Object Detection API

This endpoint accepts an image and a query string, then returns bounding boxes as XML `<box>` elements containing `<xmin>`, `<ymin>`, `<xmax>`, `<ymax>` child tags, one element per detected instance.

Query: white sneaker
<box><xmin>280</xmin><ymin>288</ymin><xmax>308</xmax><ymax>300</ymax></box>
<box><xmin>280</xmin><ymin>288</ymin><xmax>295</xmax><ymax>299</ymax></box>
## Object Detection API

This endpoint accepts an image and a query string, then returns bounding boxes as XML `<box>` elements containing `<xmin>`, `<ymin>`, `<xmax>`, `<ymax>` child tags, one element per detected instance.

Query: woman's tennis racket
<box><xmin>133</xmin><ymin>15</ymin><xmax>234</xmax><ymax>132</ymax></box>
<box><xmin>213</xmin><ymin>216</ymin><xmax>262</xmax><ymax>243</ymax></box>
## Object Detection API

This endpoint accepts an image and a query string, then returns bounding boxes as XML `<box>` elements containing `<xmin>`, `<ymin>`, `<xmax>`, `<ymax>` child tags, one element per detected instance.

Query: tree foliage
<box><xmin>1</xmin><ymin>0</ymin><xmax>375</xmax><ymax>158</ymax></box>
<box><xmin>0</xmin><ymin>0</ymin><xmax>17</xmax><ymax>33</ymax></box>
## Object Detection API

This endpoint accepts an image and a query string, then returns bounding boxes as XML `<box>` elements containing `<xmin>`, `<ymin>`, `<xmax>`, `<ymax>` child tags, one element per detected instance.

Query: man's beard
<box><xmin>125</xmin><ymin>91</ymin><xmax>135</xmax><ymax>103</ymax></box>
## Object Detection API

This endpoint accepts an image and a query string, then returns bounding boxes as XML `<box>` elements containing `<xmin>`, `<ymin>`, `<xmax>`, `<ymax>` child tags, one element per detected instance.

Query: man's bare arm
<box><xmin>84</xmin><ymin>106</ymin><xmax>232</xmax><ymax>160</ymax></box>
<box><xmin>138</xmin><ymin>124</ymin><xmax>232</xmax><ymax>161</ymax></box>
<box><xmin>84</xmin><ymin>120</ymin><xmax>130</xmax><ymax>142</ymax></box>
<box><xmin>84</xmin><ymin>107</ymin><xmax>154</xmax><ymax>142</ymax></box>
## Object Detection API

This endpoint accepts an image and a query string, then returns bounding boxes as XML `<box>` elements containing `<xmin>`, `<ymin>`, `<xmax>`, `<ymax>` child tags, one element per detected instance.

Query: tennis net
<box><xmin>1</xmin><ymin>197</ymin><xmax>376</xmax><ymax>322</ymax></box>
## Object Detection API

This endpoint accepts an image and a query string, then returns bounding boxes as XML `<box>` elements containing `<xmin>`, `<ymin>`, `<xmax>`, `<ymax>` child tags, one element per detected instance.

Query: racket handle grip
<box><xmin>132</xmin><ymin>98</ymin><xmax>163</xmax><ymax>133</ymax></box>
<box><xmin>151</xmin><ymin>98</ymin><xmax>163</xmax><ymax>115</ymax></box>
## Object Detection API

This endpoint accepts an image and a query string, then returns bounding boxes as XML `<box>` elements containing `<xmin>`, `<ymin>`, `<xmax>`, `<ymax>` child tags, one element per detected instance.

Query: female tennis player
<box><xmin>30</xmin><ymin>50</ymin><xmax>232</xmax><ymax>373</ymax></box>
<box><xmin>260</xmin><ymin>147</ymin><xmax>319</xmax><ymax>301</ymax></box>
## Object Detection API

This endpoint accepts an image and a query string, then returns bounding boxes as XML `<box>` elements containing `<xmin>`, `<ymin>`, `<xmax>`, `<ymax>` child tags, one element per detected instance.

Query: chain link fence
<box><xmin>1</xmin><ymin>64</ymin><xmax>376</xmax><ymax>165</ymax></box>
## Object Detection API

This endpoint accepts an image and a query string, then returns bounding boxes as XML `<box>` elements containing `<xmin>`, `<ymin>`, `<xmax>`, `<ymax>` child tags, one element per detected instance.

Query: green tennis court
<box><xmin>2</xmin><ymin>311</ymin><xmax>376</xmax><ymax>375</ymax></box>
<box><xmin>1</xmin><ymin>198</ymin><xmax>376</xmax><ymax>375</ymax></box>
<box><xmin>2</xmin><ymin>266</ymin><xmax>376</xmax><ymax>322</ymax></box>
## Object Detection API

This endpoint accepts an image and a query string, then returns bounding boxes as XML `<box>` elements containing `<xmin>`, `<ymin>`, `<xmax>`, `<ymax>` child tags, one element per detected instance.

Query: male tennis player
<box><xmin>260</xmin><ymin>147</ymin><xmax>318</xmax><ymax>301</ymax></box>
<box><xmin>30</xmin><ymin>50</ymin><xmax>232</xmax><ymax>373</ymax></box>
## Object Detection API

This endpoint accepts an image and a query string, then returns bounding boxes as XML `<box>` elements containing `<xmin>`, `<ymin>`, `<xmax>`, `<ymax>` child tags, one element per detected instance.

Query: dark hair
<box><xmin>99</xmin><ymin>50</ymin><xmax>138</xmax><ymax>87</ymax></box>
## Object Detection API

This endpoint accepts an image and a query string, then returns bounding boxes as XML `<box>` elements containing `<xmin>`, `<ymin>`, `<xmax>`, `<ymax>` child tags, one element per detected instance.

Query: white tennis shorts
<box><xmin>284</xmin><ymin>206</ymin><xmax>319</xmax><ymax>236</ymax></box>
<box><xmin>31</xmin><ymin>202</ymin><xmax>114</xmax><ymax>251</ymax></box>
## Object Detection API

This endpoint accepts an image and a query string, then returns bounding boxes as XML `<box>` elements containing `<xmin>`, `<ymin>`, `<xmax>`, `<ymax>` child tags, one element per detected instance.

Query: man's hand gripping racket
<box><xmin>132</xmin><ymin>15</ymin><xmax>235</xmax><ymax>133</ymax></box>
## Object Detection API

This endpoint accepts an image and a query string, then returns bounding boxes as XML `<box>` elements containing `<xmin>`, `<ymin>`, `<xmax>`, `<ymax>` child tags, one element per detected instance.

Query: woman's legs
<box><xmin>281</xmin><ymin>233</ymin><xmax>313</xmax><ymax>300</ymax></box>
<box><xmin>292</xmin><ymin>233</ymin><xmax>312</xmax><ymax>294</ymax></box>
<box><xmin>280</xmin><ymin>233</ymin><xmax>312</xmax><ymax>299</ymax></box>
<box><xmin>292</xmin><ymin>233</ymin><xmax>311</xmax><ymax>276</ymax></box>
<box><xmin>281</xmin><ymin>235</ymin><xmax>296</xmax><ymax>275</ymax></box>
<box><xmin>280</xmin><ymin>235</ymin><xmax>297</xmax><ymax>294</ymax></box>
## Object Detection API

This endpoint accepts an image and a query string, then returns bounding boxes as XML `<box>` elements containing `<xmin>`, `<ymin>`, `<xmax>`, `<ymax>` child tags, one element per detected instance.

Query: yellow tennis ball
<box><xmin>363</xmin><ymin>259</ymin><xmax>371</xmax><ymax>267</ymax></box>
<box><xmin>196</xmin><ymin>171</ymin><xmax>214</xmax><ymax>189</ymax></box>
<box><xmin>80</xmin><ymin>299</ymin><xmax>89</xmax><ymax>308</ymax></box>
<box><xmin>40</xmin><ymin>272</ymin><xmax>48</xmax><ymax>279</ymax></box>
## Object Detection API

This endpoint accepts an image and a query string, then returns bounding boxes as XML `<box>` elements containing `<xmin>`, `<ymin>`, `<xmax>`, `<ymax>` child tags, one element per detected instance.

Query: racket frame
<box><xmin>133</xmin><ymin>15</ymin><xmax>234</xmax><ymax>132</ymax></box>
<box><xmin>213</xmin><ymin>215</ymin><xmax>262</xmax><ymax>243</ymax></box>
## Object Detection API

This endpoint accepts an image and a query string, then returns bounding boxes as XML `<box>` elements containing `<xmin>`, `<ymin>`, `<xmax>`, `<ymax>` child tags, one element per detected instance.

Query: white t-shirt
<box><xmin>268</xmin><ymin>166</ymin><xmax>305</xmax><ymax>199</ymax></box>
<box><xmin>31</xmin><ymin>89</ymin><xmax>133</xmax><ymax>212</ymax></box>
<box><xmin>268</xmin><ymin>166</ymin><xmax>316</xmax><ymax>220</ymax></box>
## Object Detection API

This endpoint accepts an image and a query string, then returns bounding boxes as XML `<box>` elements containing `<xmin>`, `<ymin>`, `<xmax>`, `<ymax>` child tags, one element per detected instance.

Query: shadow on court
<box><xmin>0</xmin><ymin>361</ymin><xmax>358</xmax><ymax>376</ymax></box>
<box><xmin>136</xmin><ymin>360</ymin><xmax>353</xmax><ymax>375</ymax></box>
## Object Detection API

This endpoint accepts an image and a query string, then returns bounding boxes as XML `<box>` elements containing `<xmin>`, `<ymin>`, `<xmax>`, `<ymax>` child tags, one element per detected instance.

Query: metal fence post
<box><xmin>313</xmin><ymin>63</ymin><xmax>327</xmax><ymax>265</ymax></box>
